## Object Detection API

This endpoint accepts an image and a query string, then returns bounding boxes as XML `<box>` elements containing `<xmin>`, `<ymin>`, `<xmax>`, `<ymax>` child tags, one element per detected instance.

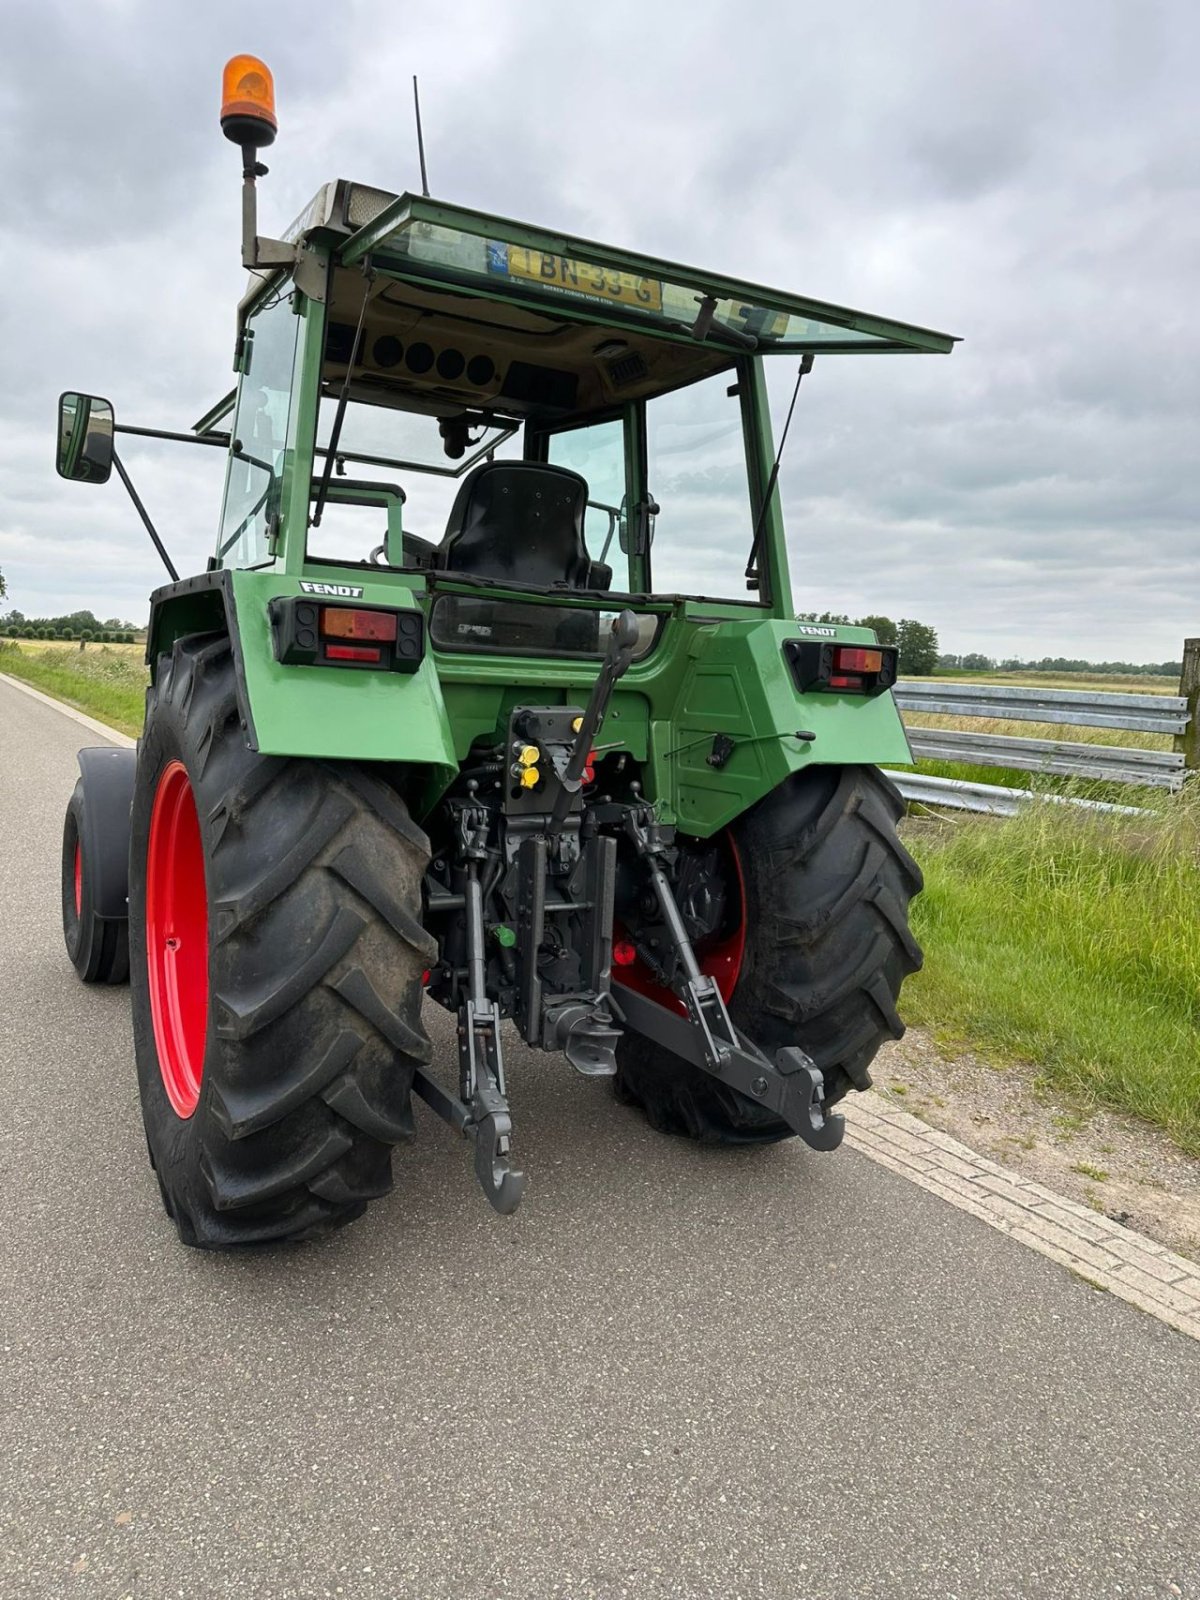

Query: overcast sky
<box><xmin>1</xmin><ymin>0</ymin><xmax>1195</xmax><ymax>659</ymax></box>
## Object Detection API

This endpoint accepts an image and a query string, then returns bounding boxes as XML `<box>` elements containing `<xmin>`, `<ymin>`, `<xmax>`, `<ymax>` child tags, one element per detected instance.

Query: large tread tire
<box><xmin>129</xmin><ymin>632</ymin><xmax>436</xmax><ymax>1248</ymax></box>
<box><xmin>62</xmin><ymin>782</ymin><xmax>130</xmax><ymax>984</ymax></box>
<box><xmin>614</xmin><ymin>765</ymin><xmax>923</xmax><ymax>1145</ymax></box>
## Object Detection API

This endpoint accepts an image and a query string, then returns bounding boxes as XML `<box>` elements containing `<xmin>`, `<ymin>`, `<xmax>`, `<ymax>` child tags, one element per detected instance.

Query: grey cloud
<box><xmin>0</xmin><ymin>0</ymin><xmax>1195</xmax><ymax>661</ymax></box>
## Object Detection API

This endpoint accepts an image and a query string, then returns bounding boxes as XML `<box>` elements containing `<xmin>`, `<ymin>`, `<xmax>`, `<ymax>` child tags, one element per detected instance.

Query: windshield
<box><xmin>306</xmin><ymin>377</ymin><xmax>764</xmax><ymax>606</ymax></box>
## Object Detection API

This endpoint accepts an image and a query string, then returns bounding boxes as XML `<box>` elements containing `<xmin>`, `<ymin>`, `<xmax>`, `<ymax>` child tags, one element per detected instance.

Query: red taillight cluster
<box><xmin>784</xmin><ymin>638</ymin><xmax>898</xmax><ymax>696</ymax></box>
<box><xmin>321</xmin><ymin>607</ymin><xmax>400</xmax><ymax>664</ymax></box>
<box><xmin>828</xmin><ymin>645</ymin><xmax>887</xmax><ymax>690</ymax></box>
<box><xmin>270</xmin><ymin>596</ymin><xmax>425</xmax><ymax>673</ymax></box>
<box><xmin>833</xmin><ymin>646</ymin><xmax>883</xmax><ymax>673</ymax></box>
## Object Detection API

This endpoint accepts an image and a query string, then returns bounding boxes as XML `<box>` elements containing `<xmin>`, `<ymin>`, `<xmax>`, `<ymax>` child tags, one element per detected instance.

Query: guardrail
<box><xmin>879</xmin><ymin>647</ymin><xmax>1199</xmax><ymax>814</ymax></box>
<box><xmin>888</xmin><ymin>771</ymin><xmax>1149</xmax><ymax>818</ymax></box>
<box><xmin>891</xmin><ymin>679</ymin><xmax>1191</xmax><ymax>793</ymax></box>
<box><xmin>893</xmin><ymin>680</ymin><xmax>1189</xmax><ymax>737</ymax></box>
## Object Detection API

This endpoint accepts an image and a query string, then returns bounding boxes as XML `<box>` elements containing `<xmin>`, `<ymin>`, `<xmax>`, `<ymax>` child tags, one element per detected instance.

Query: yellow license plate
<box><xmin>506</xmin><ymin>246</ymin><xmax>663</xmax><ymax>312</ymax></box>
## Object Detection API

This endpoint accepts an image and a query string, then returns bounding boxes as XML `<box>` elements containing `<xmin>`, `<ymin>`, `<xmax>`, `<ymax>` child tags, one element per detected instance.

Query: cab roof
<box><xmin>197</xmin><ymin>181</ymin><xmax>958</xmax><ymax>439</ymax></box>
<box><xmin>287</xmin><ymin>182</ymin><xmax>959</xmax><ymax>357</ymax></box>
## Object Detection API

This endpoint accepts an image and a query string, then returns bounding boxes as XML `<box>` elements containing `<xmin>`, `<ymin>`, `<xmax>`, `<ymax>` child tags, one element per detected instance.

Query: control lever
<box><xmin>546</xmin><ymin>609</ymin><xmax>640</xmax><ymax>838</ymax></box>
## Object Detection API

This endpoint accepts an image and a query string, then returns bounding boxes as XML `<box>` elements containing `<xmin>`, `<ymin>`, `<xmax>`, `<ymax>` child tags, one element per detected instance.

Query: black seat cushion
<box><xmin>435</xmin><ymin>462</ymin><xmax>610</xmax><ymax>590</ymax></box>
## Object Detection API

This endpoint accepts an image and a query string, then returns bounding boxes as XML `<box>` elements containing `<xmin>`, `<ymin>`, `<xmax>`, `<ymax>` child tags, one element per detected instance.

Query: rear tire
<box><xmin>130</xmin><ymin>633</ymin><xmax>436</xmax><ymax>1248</ymax></box>
<box><xmin>614</xmin><ymin>765</ymin><xmax>923</xmax><ymax>1144</ymax></box>
<box><xmin>62</xmin><ymin>783</ymin><xmax>129</xmax><ymax>983</ymax></box>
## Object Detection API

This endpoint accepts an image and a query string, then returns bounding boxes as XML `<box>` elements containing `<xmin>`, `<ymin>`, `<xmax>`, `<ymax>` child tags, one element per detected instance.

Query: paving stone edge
<box><xmin>844</xmin><ymin>1090</ymin><xmax>1200</xmax><ymax>1342</ymax></box>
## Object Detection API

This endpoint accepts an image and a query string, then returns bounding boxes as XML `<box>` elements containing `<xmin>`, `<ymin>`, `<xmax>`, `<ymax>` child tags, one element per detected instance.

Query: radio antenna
<box><xmin>413</xmin><ymin>76</ymin><xmax>430</xmax><ymax>197</ymax></box>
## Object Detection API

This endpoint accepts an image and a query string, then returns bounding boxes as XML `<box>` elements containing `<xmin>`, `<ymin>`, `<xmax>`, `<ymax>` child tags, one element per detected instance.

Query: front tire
<box><xmin>614</xmin><ymin>765</ymin><xmax>923</xmax><ymax>1144</ymax></box>
<box><xmin>130</xmin><ymin>633</ymin><xmax>436</xmax><ymax>1248</ymax></box>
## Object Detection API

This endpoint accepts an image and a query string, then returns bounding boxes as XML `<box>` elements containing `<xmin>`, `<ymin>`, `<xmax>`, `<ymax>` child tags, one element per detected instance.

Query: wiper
<box><xmin>650</xmin><ymin>294</ymin><xmax>759</xmax><ymax>351</ymax></box>
<box><xmin>688</xmin><ymin>294</ymin><xmax>758</xmax><ymax>350</ymax></box>
<box><xmin>664</xmin><ymin>294</ymin><xmax>758</xmax><ymax>351</ymax></box>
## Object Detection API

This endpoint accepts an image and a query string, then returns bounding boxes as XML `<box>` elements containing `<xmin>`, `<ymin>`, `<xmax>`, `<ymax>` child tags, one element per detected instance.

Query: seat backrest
<box><xmin>436</xmin><ymin>461</ymin><xmax>607</xmax><ymax>589</ymax></box>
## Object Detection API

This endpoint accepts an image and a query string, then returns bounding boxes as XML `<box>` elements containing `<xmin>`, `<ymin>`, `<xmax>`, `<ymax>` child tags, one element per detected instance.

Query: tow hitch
<box><xmin>615</xmin><ymin>805</ymin><xmax>844</xmax><ymax>1153</ymax></box>
<box><xmin>416</xmin><ymin>609</ymin><xmax>841</xmax><ymax>1215</ymax></box>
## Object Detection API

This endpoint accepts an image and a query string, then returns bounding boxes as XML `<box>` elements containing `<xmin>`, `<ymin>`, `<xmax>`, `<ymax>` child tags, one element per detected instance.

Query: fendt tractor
<box><xmin>56</xmin><ymin>57</ymin><xmax>956</xmax><ymax>1246</ymax></box>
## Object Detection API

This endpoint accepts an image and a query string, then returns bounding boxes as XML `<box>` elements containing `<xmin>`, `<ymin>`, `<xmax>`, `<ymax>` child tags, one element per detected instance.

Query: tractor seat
<box><xmin>434</xmin><ymin>461</ymin><xmax>611</xmax><ymax>591</ymax></box>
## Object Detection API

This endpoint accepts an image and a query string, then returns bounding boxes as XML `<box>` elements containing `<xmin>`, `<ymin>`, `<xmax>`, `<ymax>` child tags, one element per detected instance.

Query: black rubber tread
<box><xmin>129</xmin><ymin>632</ymin><xmax>436</xmax><ymax>1248</ymax></box>
<box><xmin>614</xmin><ymin>765</ymin><xmax>923</xmax><ymax>1145</ymax></box>
<box><xmin>61</xmin><ymin>783</ymin><xmax>130</xmax><ymax>984</ymax></box>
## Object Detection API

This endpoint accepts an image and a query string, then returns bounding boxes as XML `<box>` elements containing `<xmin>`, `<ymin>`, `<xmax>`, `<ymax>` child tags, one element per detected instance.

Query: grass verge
<box><xmin>0</xmin><ymin>641</ymin><xmax>146</xmax><ymax>738</ymax></box>
<box><xmin>906</xmin><ymin>787</ymin><xmax>1200</xmax><ymax>1156</ymax></box>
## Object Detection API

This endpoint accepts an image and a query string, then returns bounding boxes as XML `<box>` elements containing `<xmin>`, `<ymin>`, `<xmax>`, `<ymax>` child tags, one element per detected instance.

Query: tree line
<box><xmin>797</xmin><ymin>613</ymin><xmax>940</xmax><ymax>675</ymax></box>
<box><xmin>936</xmin><ymin>652</ymin><xmax>1183</xmax><ymax>677</ymax></box>
<box><xmin>796</xmin><ymin>609</ymin><xmax>1181</xmax><ymax>678</ymax></box>
<box><xmin>1</xmin><ymin>608</ymin><xmax>141</xmax><ymax>645</ymax></box>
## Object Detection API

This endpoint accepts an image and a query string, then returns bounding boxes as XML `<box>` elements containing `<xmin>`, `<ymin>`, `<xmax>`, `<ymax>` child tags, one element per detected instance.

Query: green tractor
<box><xmin>57</xmin><ymin>57</ymin><xmax>955</xmax><ymax>1246</ymax></box>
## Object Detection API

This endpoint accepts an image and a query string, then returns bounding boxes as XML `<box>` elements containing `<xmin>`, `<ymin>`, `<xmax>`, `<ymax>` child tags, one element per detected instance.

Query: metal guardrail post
<box><xmin>1178</xmin><ymin>638</ymin><xmax>1199</xmax><ymax>773</ymax></box>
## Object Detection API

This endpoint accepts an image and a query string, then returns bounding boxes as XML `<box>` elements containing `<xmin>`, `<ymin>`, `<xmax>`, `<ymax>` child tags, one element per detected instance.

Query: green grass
<box><xmin>1071</xmin><ymin>1162</ymin><xmax>1110</xmax><ymax>1182</ymax></box>
<box><xmin>0</xmin><ymin>641</ymin><xmax>147</xmax><ymax>737</ymax></box>
<box><xmin>906</xmin><ymin>788</ymin><xmax>1200</xmax><ymax>1155</ymax></box>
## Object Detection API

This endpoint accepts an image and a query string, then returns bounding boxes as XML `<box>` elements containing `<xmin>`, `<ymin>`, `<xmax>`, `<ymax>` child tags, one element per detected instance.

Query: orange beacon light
<box><xmin>221</xmin><ymin>55</ymin><xmax>277</xmax><ymax>147</ymax></box>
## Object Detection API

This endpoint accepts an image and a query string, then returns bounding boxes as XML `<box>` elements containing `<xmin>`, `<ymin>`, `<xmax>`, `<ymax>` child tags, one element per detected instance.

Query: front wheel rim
<box><xmin>145</xmin><ymin>761</ymin><xmax>209</xmax><ymax>1117</ymax></box>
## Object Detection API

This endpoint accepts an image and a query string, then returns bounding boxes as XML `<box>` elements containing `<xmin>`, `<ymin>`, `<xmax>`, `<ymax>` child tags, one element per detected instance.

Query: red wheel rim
<box><xmin>73</xmin><ymin>839</ymin><xmax>82</xmax><ymax>918</ymax></box>
<box><xmin>614</xmin><ymin>833</ymin><xmax>747</xmax><ymax>1015</ymax></box>
<box><xmin>145</xmin><ymin>761</ymin><xmax>208</xmax><ymax>1118</ymax></box>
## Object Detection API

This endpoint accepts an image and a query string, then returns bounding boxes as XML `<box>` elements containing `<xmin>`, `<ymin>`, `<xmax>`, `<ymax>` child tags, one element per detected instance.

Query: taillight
<box><xmin>326</xmin><ymin>642</ymin><xmax>383</xmax><ymax>663</ymax></box>
<box><xmin>832</xmin><ymin>646</ymin><xmax>883</xmax><ymax>674</ymax></box>
<box><xmin>783</xmin><ymin>638</ymin><xmax>898</xmax><ymax>696</ymax></box>
<box><xmin>321</xmin><ymin>607</ymin><xmax>399</xmax><ymax>643</ymax></box>
<box><xmin>269</xmin><ymin>596</ymin><xmax>425</xmax><ymax>672</ymax></box>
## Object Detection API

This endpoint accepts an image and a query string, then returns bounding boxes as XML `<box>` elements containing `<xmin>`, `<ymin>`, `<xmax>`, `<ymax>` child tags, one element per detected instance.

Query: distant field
<box><xmin>11</xmin><ymin>636</ymin><xmax>145</xmax><ymax>658</ymax></box>
<box><xmin>0</xmin><ymin>641</ymin><xmax>147</xmax><ymax>737</ymax></box>
<box><xmin>925</xmin><ymin>670</ymin><xmax>1178</xmax><ymax>695</ymax></box>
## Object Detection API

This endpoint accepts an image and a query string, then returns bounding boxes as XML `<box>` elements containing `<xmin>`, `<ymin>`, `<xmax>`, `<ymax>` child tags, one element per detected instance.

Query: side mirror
<box><xmin>57</xmin><ymin>392</ymin><xmax>115</xmax><ymax>484</ymax></box>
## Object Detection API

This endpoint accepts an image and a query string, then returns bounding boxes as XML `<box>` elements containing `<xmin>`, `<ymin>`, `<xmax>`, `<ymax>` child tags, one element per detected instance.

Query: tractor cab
<box><xmin>202</xmin><ymin>184</ymin><xmax>955</xmax><ymax>644</ymax></box>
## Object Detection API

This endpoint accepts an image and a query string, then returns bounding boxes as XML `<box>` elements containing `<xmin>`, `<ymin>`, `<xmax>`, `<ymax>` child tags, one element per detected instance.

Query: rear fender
<box><xmin>76</xmin><ymin>746</ymin><xmax>137</xmax><ymax>919</ymax></box>
<box><xmin>655</xmin><ymin>619</ymin><xmax>914</xmax><ymax>838</ymax></box>
<box><xmin>146</xmin><ymin>570</ymin><xmax>457</xmax><ymax>789</ymax></box>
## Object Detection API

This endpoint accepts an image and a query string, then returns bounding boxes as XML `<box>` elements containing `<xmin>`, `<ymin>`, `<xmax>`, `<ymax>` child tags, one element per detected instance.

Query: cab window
<box><xmin>217</xmin><ymin>290</ymin><xmax>300</xmax><ymax>568</ymax></box>
<box><xmin>546</xmin><ymin>417</ymin><xmax>631</xmax><ymax>589</ymax></box>
<box><xmin>643</xmin><ymin>369</ymin><xmax>754</xmax><ymax>600</ymax></box>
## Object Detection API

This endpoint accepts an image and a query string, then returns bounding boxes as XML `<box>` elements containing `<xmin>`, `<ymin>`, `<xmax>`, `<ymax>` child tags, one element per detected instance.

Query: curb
<box><xmin>845</xmin><ymin>1091</ymin><xmax>1200</xmax><ymax>1342</ymax></box>
<box><xmin>0</xmin><ymin>671</ymin><xmax>136</xmax><ymax>748</ymax></box>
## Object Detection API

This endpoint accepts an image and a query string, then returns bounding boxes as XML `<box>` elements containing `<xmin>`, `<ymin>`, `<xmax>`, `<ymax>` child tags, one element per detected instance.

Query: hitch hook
<box><xmin>471</xmin><ymin>1107</ymin><xmax>526</xmax><ymax>1216</ymax></box>
<box><xmin>776</xmin><ymin>1048</ymin><xmax>845</xmax><ymax>1152</ymax></box>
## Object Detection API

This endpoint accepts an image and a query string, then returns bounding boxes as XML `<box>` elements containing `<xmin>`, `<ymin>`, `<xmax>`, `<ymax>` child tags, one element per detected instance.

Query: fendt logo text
<box><xmin>298</xmin><ymin>581</ymin><xmax>364</xmax><ymax>598</ymax></box>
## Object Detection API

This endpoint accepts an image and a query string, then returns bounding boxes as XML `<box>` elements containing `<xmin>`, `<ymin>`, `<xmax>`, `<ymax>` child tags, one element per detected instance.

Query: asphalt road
<box><xmin>2</xmin><ymin>671</ymin><xmax>1199</xmax><ymax>1600</ymax></box>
